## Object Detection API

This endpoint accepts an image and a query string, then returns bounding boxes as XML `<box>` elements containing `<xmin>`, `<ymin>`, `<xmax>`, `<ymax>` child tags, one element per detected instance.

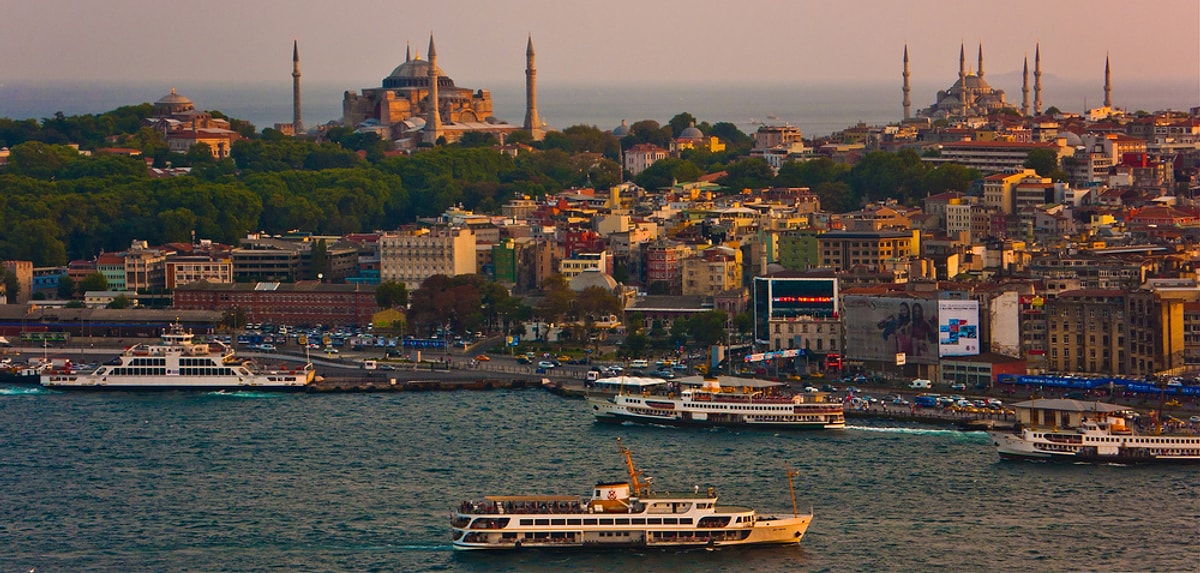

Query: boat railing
<box><xmin>458</xmin><ymin>500</ymin><xmax>587</xmax><ymax>515</ymax></box>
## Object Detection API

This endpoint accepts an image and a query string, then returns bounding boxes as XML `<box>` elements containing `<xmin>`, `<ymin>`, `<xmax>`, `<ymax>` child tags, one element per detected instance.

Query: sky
<box><xmin>3</xmin><ymin>0</ymin><xmax>1199</xmax><ymax>91</ymax></box>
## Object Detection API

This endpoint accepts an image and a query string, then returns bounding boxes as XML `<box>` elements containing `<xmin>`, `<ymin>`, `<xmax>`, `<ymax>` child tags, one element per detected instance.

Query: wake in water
<box><xmin>0</xmin><ymin>385</ymin><xmax>53</xmax><ymax>396</ymax></box>
<box><xmin>204</xmin><ymin>390</ymin><xmax>285</xmax><ymax>399</ymax></box>
<box><xmin>846</xmin><ymin>424</ymin><xmax>990</xmax><ymax>442</ymax></box>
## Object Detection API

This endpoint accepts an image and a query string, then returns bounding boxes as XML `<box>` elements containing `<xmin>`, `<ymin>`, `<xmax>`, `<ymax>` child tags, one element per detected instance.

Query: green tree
<box><xmin>2</xmin><ymin>270</ymin><xmax>18</xmax><ymax>304</ymax></box>
<box><xmin>79</xmin><ymin>272</ymin><xmax>108</xmax><ymax>293</ymax></box>
<box><xmin>106</xmin><ymin>294</ymin><xmax>132</xmax><ymax>309</ymax></box>
<box><xmin>57</xmin><ymin>275</ymin><xmax>77</xmax><ymax>299</ymax></box>
<box><xmin>634</xmin><ymin>157</ymin><xmax>703</xmax><ymax>190</ymax></box>
<box><xmin>620</xmin><ymin>332</ymin><xmax>650</xmax><ymax>359</ymax></box>
<box><xmin>718</xmin><ymin>158</ymin><xmax>775</xmax><ymax>191</ymax></box>
<box><xmin>376</xmin><ymin>281</ymin><xmax>409</xmax><ymax>309</ymax></box>
<box><xmin>1024</xmin><ymin>148</ymin><xmax>1062</xmax><ymax>178</ymax></box>
<box><xmin>686</xmin><ymin>311</ymin><xmax>730</xmax><ymax>347</ymax></box>
<box><xmin>668</xmin><ymin>112</ymin><xmax>698</xmax><ymax>137</ymax></box>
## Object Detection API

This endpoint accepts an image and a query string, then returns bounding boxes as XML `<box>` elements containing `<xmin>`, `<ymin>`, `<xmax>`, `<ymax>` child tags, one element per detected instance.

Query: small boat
<box><xmin>450</xmin><ymin>438</ymin><xmax>813</xmax><ymax>550</ymax></box>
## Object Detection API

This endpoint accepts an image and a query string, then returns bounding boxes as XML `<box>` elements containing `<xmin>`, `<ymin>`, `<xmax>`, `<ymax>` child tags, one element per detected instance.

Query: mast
<box><xmin>786</xmin><ymin>463</ymin><xmax>799</xmax><ymax>518</ymax></box>
<box><xmin>616</xmin><ymin>438</ymin><xmax>647</xmax><ymax>497</ymax></box>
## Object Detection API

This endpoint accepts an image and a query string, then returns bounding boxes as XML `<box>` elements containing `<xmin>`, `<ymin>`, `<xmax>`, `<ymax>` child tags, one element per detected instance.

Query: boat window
<box><xmin>583</xmin><ymin>518</ymin><xmax>597</xmax><ymax>525</ymax></box>
<box><xmin>534</xmin><ymin>519</ymin><xmax>549</xmax><ymax>526</ymax></box>
<box><xmin>648</xmin><ymin>518</ymin><xmax>662</xmax><ymax>525</ymax></box>
<box><xmin>599</xmin><ymin>519</ymin><xmax>613</xmax><ymax>525</ymax></box>
<box><xmin>567</xmin><ymin>519</ymin><xmax>581</xmax><ymax>526</ymax></box>
<box><xmin>519</xmin><ymin>519</ymin><xmax>532</xmax><ymax>526</ymax></box>
<box><xmin>679</xmin><ymin>518</ymin><xmax>693</xmax><ymax>525</ymax></box>
<box><xmin>632</xmin><ymin>518</ymin><xmax>645</xmax><ymax>525</ymax></box>
<box><xmin>551</xmin><ymin>519</ymin><xmax>565</xmax><ymax>526</ymax></box>
<box><xmin>663</xmin><ymin>518</ymin><xmax>677</xmax><ymax>524</ymax></box>
<box><xmin>615</xmin><ymin>518</ymin><xmax>630</xmax><ymax>525</ymax></box>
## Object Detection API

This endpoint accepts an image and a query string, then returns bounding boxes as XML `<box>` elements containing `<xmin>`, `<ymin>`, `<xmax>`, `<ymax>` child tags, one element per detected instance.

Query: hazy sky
<box><xmin>3</xmin><ymin>0</ymin><xmax>1199</xmax><ymax>90</ymax></box>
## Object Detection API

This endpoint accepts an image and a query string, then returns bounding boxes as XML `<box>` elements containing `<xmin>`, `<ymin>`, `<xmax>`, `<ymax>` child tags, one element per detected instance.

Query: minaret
<box><xmin>977</xmin><ymin>44</ymin><xmax>984</xmax><ymax>79</ymax></box>
<box><xmin>902</xmin><ymin>45</ymin><xmax>911</xmax><ymax>120</ymax></box>
<box><xmin>1021</xmin><ymin>56</ymin><xmax>1030</xmax><ymax>117</ymax></box>
<box><xmin>405</xmin><ymin>42</ymin><xmax>411</xmax><ymax>63</ymax></box>
<box><xmin>1034</xmin><ymin>43</ymin><xmax>1043</xmax><ymax>115</ymax></box>
<box><xmin>524</xmin><ymin>35</ymin><xmax>545</xmax><ymax>141</ymax></box>
<box><xmin>424</xmin><ymin>35</ymin><xmax>443</xmax><ymax>145</ymax></box>
<box><xmin>958</xmin><ymin>43</ymin><xmax>967</xmax><ymax>117</ymax></box>
<box><xmin>292</xmin><ymin>40</ymin><xmax>303</xmax><ymax>135</ymax></box>
<box><xmin>1103</xmin><ymin>54</ymin><xmax>1112</xmax><ymax>108</ymax></box>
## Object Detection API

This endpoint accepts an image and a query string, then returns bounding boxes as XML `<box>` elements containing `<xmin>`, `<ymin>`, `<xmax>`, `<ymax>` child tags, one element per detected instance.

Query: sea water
<box><xmin>2</xmin><ymin>79</ymin><xmax>1196</xmax><ymax>139</ymax></box>
<box><xmin>1</xmin><ymin>387</ymin><xmax>1196</xmax><ymax>572</ymax></box>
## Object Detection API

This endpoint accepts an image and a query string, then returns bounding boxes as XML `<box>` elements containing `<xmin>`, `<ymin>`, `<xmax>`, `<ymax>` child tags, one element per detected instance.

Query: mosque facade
<box><xmin>916</xmin><ymin>44</ymin><xmax>1020</xmax><ymax>120</ymax></box>
<box><xmin>341</xmin><ymin>35</ymin><xmax>541</xmax><ymax>146</ymax></box>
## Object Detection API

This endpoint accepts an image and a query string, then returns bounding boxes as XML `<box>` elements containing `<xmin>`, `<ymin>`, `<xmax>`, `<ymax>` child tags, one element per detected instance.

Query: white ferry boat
<box><xmin>450</xmin><ymin>439</ymin><xmax>813</xmax><ymax>550</ymax></box>
<box><xmin>990</xmin><ymin>399</ymin><xmax>1200</xmax><ymax>464</ymax></box>
<box><xmin>41</xmin><ymin>323</ymin><xmax>315</xmax><ymax>391</ymax></box>
<box><xmin>587</xmin><ymin>375</ymin><xmax>844</xmax><ymax>430</ymax></box>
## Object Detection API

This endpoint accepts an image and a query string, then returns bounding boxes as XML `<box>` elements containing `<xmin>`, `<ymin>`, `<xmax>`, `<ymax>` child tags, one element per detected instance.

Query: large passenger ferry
<box><xmin>588</xmin><ymin>375</ymin><xmax>844</xmax><ymax>430</ymax></box>
<box><xmin>41</xmin><ymin>323</ymin><xmax>315</xmax><ymax>390</ymax></box>
<box><xmin>450</xmin><ymin>439</ymin><xmax>813</xmax><ymax>550</ymax></box>
<box><xmin>990</xmin><ymin>398</ymin><xmax>1200</xmax><ymax>464</ymax></box>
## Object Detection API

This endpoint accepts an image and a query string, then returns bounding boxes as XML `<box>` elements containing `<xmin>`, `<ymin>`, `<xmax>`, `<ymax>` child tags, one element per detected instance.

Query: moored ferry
<box><xmin>450</xmin><ymin>439</ymin><xmax>813</xmax><ymax>550</ymax></box>
<box><xmin>990</xmin><ymin>398</ymin><xmax>1200</xmax><ymax>464</ymax></box>
<box><xmin>588</xmin><ymin>375</ymin><xmax>844</xmax><ymax>430</ymax></box>
<box><xmin>41</xmin><ymin>323</ymin><xmax>314</xmax><ymax>391</ymax></box>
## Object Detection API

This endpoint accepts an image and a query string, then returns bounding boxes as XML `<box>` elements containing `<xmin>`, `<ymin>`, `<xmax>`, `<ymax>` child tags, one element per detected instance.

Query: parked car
<box><xmin>949</xmin><ymin>383</ymin><xmax>966</xmax><ymax>391</ymax></box>
<box><xmin>475</xmin><ymin>354</ymin><xmax>491</xmax><ymax>362</ymax></box>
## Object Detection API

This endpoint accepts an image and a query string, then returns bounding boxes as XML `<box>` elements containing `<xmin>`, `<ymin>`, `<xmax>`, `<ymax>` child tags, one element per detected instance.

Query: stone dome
<box><xmin>568</xmin><ymin>269</ymin><xmax>619</xmax><ymax>292</ymax></box>
<box><xmin>383</xmin><ymin>57</ymin><xmax>454</xmax><ymax>89</ymax></box>
<box><xmin>612</xmin><ymin>119</ymin><xmax>630</xmax><ymax>137</ymax></box>
<box><xmin>679</xmin><ymin>122</ymin><xmax>703</xmax><ymax>140</ymax></box>
<box><xmin>156</xmin><ymin>87</ymin><xmax>193</xmax><ymax>106</ymax></box>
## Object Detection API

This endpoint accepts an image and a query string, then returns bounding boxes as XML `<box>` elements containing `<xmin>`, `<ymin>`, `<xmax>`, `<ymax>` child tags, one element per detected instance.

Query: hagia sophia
<box><xmin>339</xmin><ymin>35</ymin><xmax>544</xmax><ymax>147</ymax></box>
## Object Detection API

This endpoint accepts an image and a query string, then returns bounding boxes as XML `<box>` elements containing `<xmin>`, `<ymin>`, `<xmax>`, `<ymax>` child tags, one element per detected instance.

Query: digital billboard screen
<box><xmin>754</xmin><ymin>277</ymin><xmax>838</xmax><ymax>342</ymax></box>
<box><xmin>842</xmin><ymin>295</ymin><xmax>939</xmax><ymax>365</ymax></box>
<box><xmin>937</xmin><ymin>300</ymin><xmax>980</xmax><ymax>357</ymax></box>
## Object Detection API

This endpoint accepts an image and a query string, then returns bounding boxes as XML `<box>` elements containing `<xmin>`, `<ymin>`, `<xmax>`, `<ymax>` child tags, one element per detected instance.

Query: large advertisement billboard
<box><xmin>842</xmin><ymin>296</ymin><xmax>939</xmax><ymax>365</ymax></box>
<box><xmin>937</xmin><ymin>300</ymin><xmax>980</xmax><ymax>357</ymax></box>
<box><xmin>754</xmin><ymin>277</ymin><xmax>838</xmax><ymax>342</ymax></box>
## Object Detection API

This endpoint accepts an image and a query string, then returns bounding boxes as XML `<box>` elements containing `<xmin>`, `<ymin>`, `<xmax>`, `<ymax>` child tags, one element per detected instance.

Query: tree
<box><xmin>633</xmin><ymin>157</ymin><xmax>702</xmax><ymax>190</ymax></box>
<box><xmin>106</xmin><ymin>294</ymin><xmax>132</xmax><ymax>309</ymax></box>
<box><xmin>79</xmin><ymin>272</ymin><xmax>108</xmax><ymax>293</ymax></box>
<box><xmin>718</xmin><ymin>158</ymin><xmax>775</xmax><ymax>191</ymax></box>
<box><xmin>2</xmin><ymin>270</ymin><xmax>18</xmax><ymax>304</ymax></box>
<box><xmin>57</xmin><ymin>275</ymin><xmax>76</xmax><ymax>299</ymax></box>
<box><xmin>1024</xmin><ymin>148</ymin><xmax>1062</xmax><ymax>179</ymax></box>
<box><xmin>376</xmin><ymin>281</ymin><xmax>408</xmax><ymax>309</ymax></box>
<box><xmin>668</xmin><ymin>112</ymin><xmax>698</xmax><ymax>137</ymax></box>
<box><xmin>686</xmin><ymin>311</ymin><xmax>729</xmax><ymax>347</ymax></box>
<box><xmin>222</xmin><ymin>307</ymin><xmax>248</xmax><ymax>330</ymax></box>
<box><xmin>620</xmin><ymin>332</ymin><xmax>650</xmax><ymax>359</ymax></box>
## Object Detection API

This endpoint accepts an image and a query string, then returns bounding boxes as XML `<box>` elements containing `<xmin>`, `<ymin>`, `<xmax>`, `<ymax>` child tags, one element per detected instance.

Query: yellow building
<box><xmin>682</xmin><ymin>246</ymin><xmax>742</xmax><ymax>297</ymax></box>
<box><xmin>818</xmin><ymin>231</ymin><xmax>917</xmax><ymax>272</ymax></box>
<box><xmin>379</xmin><ymin>226</ymin><xmax>477</xmax><ymax>290</ymax></box>
<box><xmin>982</xmin><ymin>169</ymin><xmax>1039</xmax><ymax>215</ymax></box>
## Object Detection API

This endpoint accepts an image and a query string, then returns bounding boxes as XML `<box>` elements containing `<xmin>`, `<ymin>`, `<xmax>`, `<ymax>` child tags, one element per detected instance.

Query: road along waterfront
<box><xmin>2</xmin><ymin>386</ymin><xmax>1197</xmax><ymax>572</ymax></box>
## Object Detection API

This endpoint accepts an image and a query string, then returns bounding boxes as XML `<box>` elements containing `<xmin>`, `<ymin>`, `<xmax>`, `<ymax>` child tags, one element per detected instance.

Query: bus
<box><xmin>20</xmin><ymin>331</ymin><xmax>70</xmax><ymax>344</ymax></box>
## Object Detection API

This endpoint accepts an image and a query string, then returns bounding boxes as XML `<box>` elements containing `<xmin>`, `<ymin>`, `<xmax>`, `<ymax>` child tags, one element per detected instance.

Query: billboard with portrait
<box><xmin>842</xmin><ymin>295</ymin><xmax>939</xmax><ymax>365</ymax></box>
<box><xmin>937</xmin><ymin>300</ymin><xmax>980</xmax><ymax>357</ymax></box>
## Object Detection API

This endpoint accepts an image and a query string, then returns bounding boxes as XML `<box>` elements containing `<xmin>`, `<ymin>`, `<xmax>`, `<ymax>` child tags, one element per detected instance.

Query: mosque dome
<box><xmin>612</xmin><ymin>119</ymin><xmax>631</xmax><ymax>137</ymax></box>
<box><xmin>156</xmin><ymin>87</ymin><xmax>193</xmax><ymax>106</ymax></box>
<box><xmin>679</xmin><ymin>122</ymin><xmax>703</xmax><ymax>140</ymax></box>
<box><xmin>153</xmin><ymin>87</ymin><xmax>195</xmax><ymax>116</ymax></box>
<box><xmin>568</xmin><ymin>269</ymin><xmax>619</xmax><ymax>292</ymax></box>
<box><xmin>383</xmin><ymin>57</ymin><xmax>454</xmax><ymax>89</ymax></box>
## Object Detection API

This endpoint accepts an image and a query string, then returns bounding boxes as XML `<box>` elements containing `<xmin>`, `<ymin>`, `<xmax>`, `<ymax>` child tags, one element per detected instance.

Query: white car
<box><xmin>1190</xmin><ymin>416</ymin><xmax>1200</xmax><ymax>424</ymax></box>
<box><xmin>537</xmin><ymin>361</ymin><xmax>556</xmax><ymax>369</ymax></box>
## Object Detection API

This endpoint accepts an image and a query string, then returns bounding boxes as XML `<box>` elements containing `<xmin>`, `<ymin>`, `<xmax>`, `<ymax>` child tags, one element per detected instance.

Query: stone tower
<box><xmin>292</xmin><ymin>40</ymin><xmax>303</xmax><ymax>134</ymax></box>
<box><xmin>977</xmin><ymin>44</ymin><xmax>984</xmax><ymax>79</ymax></box>
<box><xmin>902</xmin><ymin>45</ymin><xmax>911</xmax><ymax>120</ymax></box>
<box><xmin>424</xmin><ymin>35</ymin><xmax>443</xmax><ymax>145</ymax></box>
<box><xmin>1034</xmin><ymin>43</ymin><xmax>1043</xmax><ymax>115</ymax></box>
<box><xmin>1103</xmin><ymin>54</ymin><xmax>1112</xmax><ymax>108</ymax></box>
<box><xmin>958</xmin><ymin>43</ymin><xmax>967</xmax><ymax>116</ymax></box>
<box><xmin>1021</xmin><ymin>56</ymin><xmax>1030</xmax><ymax>117</ymax></box>
<box><xmin>524</xmin><ymin>35</ymin><xmax>545</xmax><ymax>141</ymax></box>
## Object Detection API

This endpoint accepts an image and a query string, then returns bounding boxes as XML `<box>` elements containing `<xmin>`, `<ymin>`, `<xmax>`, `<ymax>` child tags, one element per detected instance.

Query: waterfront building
<box><xmin>1044</xmin><ymin>289</ymin><xmax>1182</xmax><ymax>376</ymax></box>
<box><xmin>174</xmin><ymin>281</ymin><xmax>376</xmax><ymax>326</ymax></box>
<box><xmin>378</xmin><ymin>226</ymin><xmax>476</xmax><ymax>291</ymax></box>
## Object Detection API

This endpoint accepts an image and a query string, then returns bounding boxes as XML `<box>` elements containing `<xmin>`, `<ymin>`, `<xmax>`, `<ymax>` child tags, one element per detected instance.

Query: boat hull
<box><xmin>594</xmin><ymin>410</ymin><xmax>841</xmax><ymax>430</ymax></box>
<box><xmin>990</xmin><ymin>431</ymin><xmax>1200</xmax><ymax>465</ymax></box>
<box><xmin>451</xmin><ymin>514</ymin><xmax>812</xmax><ymax>551</ymax></box>
<box><xmin>38</xmin><ymin>383</ymin><xmax>311</xmax><ymax>392</ymax></box>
